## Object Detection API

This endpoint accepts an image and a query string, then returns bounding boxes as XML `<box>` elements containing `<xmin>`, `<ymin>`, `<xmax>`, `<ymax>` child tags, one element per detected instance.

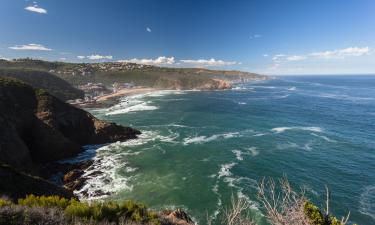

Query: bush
<box><xmin>18</xmin><ymin>195</ymin><xmax>71</xmax><ymax>209</ymax></box>
<box><xmin>0</xmin><ymin>199</ymin><xmax>12</xmax><ymax>207</ymax></box>
<box><xmin>64</xmin><ymin>200</ymin><xmax>92</xmax><ymax>220</ymax></box>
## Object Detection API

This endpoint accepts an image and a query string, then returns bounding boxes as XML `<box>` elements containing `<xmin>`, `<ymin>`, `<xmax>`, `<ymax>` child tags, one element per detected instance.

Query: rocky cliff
<box><xmin>0</xmin><ymin>76</ymin><xmax>140</xmax><ymax>172</ymax></box>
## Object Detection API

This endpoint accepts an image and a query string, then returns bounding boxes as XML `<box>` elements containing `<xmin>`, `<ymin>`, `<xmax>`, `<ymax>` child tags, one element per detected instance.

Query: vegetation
<box><xmin>0</xmin><ymin>58</ymin><xmax>266</xmax><ymax>91</ymax></box>
<box><xmin>0</xmin><ymin>68</ymin><xmax>84</xmax><ymax>100</ymax></box>
<box><xmin>220</xmin><ymin>177</ymin><xmax>356</xmax><ymax>225</ymax></box>
<box><xmin>0</xmin><ymin>195</ymin><xmax>160</xmax><ymax>225</ymax></box>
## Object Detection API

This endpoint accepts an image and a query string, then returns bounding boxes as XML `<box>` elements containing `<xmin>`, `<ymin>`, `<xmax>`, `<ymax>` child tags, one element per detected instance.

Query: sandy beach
<box><xmin>71</xmin><ymin>86</ymin><xmax>159</xmax><ymax>108</ymax></box>
<box><xmin>95</xmin><ymin>87</ymin><xmax>157</xmax><ymax>102</ymax></box>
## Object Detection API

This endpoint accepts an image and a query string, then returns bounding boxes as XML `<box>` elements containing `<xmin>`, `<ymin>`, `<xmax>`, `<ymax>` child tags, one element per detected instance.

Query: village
<box><xmin>49</xmin><ymin>62</ymin><xmax>154</xmax><ymax>76</ymax></box>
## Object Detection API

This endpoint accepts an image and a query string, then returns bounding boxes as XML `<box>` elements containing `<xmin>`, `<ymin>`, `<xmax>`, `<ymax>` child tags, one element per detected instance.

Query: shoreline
<box><xmin>71</xmin><ymin>86</ymin><xmax>161</xmax><ymax>108</ymax></box>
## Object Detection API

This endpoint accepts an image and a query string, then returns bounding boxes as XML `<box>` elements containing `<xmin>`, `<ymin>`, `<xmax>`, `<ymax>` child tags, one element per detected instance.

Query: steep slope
<box><xmin>0</xmin><ymin>164</ymin><xmax>74</xmax><ymax>200</ymax></box>
<box><xmin>0</xmin><ymin>68</ymin><xmax>84</xmax><ymax>101</ymax></box>
<box><xmin>0</xmin><ymin>76</ymin><xmax>140</xmax><ymax>171</ymax></box>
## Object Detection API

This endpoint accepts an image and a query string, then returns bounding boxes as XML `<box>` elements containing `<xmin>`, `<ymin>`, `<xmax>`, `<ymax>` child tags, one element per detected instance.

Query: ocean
<box><xmin>71</xmin><ymin>75</ymin><xmax>375</xmax><ymax>225</ymax></box>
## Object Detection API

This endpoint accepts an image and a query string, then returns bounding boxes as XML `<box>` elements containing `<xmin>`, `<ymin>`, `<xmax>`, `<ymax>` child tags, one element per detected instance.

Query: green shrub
<box><xmin>12</xmin><ymin>195</ymin><xmax>160</xmax><ymax>224</ymax></box>
<box><xmin>18</xmin><ymin>195</ymin><xmax>71</xmax><ymax>209</ymax></box>
<box><xmin>0</xmin><ymin>198</ymin><xmax>12</xmax><ymax>207</ymax></box>
<box><xmin>303</xmin><ymin>201</ymin><xmax>352</xmax><ymax>225</ymax></box>
<box><xmin>64</xmin><ymin>200</ymin><xmax>92</xmax><ymax>220</ymax></box>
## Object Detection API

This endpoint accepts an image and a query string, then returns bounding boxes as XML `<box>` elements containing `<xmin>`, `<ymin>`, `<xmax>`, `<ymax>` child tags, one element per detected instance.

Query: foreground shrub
<box><xmin>18</xmin><ymin>195</ymin><xmax>70</xmax><ymax>209</ymax></box>
<box><xmin>0</xmin><ymin>198</ymin><xmax>12</xmax><ymax>207</ymax></box>
<box><xmin>0</xmin><ymin>195</ymin><xmax>161</xmax><ymax>225</ymax></box>
<box><xmin>257</xmin><ymin>177</ymin><xmax>354</xmax><ymax>225</ymax></box>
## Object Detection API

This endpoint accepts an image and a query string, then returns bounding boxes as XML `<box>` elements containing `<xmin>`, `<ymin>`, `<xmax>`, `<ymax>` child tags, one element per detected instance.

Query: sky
<box><xmin>0</xmin><ymin>0</ymin><xmax>374</xmax><ymax>75</ymax></box>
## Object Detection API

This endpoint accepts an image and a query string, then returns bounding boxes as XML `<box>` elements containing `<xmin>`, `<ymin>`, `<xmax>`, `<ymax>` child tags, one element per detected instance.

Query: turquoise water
<box><xmin>75</xmin><ymin>76</ymin><xmax>375</xmax><ymax>224</ymax></box>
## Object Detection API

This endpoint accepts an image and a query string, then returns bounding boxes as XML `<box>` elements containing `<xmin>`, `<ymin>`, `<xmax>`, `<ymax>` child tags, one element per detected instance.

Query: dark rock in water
<box><xmin>63</xmin><ymin>169</ymin><xmax>84</xmax><ymax>184</ymax></box>
<box><xmin>160</xmin><ymin>209</ymin><xmax>195</xmax><ymax>225</ymax></box>
<box><xmin>0</xmin><ymin>164</ymin><xmax>74</xmax><ymax>200</ymax></box>
<box><xmin>64</xmin><ymin>177</ymin><xmax>87</xmax><ymax>192</ymax></box>
<box><xmin>92</xmin><ymin>190</ymin><xmax>111</xmax><ymax>196</ymax></box>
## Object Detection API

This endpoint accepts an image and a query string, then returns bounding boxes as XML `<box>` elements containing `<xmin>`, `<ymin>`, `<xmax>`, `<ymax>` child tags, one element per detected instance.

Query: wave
<box><xmin>183</xmin><ymin>132</ymin><xmax>241</xmax><ymax>145</ymax></box>
<box><xmin>106</xmin><ymin>102</ymin><xmax>158</xmax><ymax>115</ymax></box>
<box><xmin>274</xmin><ymin>94</ymin><xmax>290</xmax><ymax>99</ymax></box>
<box><xmin>310</xmin><ymin>133</ymin><xmax>337</xmax><ymax>143</ymax></box>
<box><xmin>232</xmin><ymin>150</ymin><xmax>244</xmax><ymax>161</ymax></box>
<box><xmin>66</xmin><ymin>130</ymin><xmax>182</xmax><ymax>200</ymax></box>
<box><xmin>253</xmin><ymin>132</ymin><xmax>267</xmax><ymax>137</ymax></box>
<box><xmin>359</xmin><ymin>185</ymin><xmax>375</xmax><ymax>220</ymax></box>
<box><xmin>276</xmin><ymin>141</ymin><xmax>314</xmax><ymax>151</ymax></box>
<box><xmin>73</xmin><ymin>143</ymin><xmax>137</xmax><ymax>200</ymax></box>
<box><xmin>218</xmin><ymin>162</ymin><xmax>237</xmax><ymax>178</ymax></box>
<box><xmin>237</xmin><ymin>102</ymin><xmax>247</xmax><ymax>105</ymax></box>
<box><xmin>271</xmin><ymin>126</ymin><xmax>323</xmax><ymax>134</ymax></box>
<box><xmin>248</xmin><ymin>147</ymin><xmax>259</xmax><ymax>156</ymax></box>
<box><xmin>288</xmin><ymin>86</ymin><xmax>296</xmax><ymax>91</ymax></box>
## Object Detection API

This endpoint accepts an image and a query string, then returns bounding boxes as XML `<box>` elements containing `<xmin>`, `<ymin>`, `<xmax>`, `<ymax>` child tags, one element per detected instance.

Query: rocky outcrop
<box><xmin>160</xmin><ymin>209</ymin><xmax>195</xmax><ymax>225</ymax></box>
<box><xmin>0</xmin><ymin>164</ymin><xmax>74</xmax><ymax>200</ymax></box>
<box><xmin>0</xmin><ymin>76</ymin><xmax>140</xmax><ymax>172</ymax></box>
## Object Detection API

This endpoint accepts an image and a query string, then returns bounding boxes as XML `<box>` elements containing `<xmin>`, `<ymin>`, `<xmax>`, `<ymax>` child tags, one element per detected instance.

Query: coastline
<box><xmin>71</xmin><ymin>86</ymin><xmax>161</xmax><ymax>108</ymax></box>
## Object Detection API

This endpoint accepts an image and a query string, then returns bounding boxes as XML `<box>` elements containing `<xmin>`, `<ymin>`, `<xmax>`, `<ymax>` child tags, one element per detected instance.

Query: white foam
<box><xmin>67</xmin><ymin>129</ymin><xmax>179</xmax><ymax>200</ymax></box>
<box><xmin>359</xmin><ymin>185</ymin><xmax>375</xmax><ymax>220</ymax></box>
<box><xmin>310</xmin><ymin>133</ymin><xmax>337</xmax><ymax>143</ymax></box>
<box><xmin>276</xmin><ymin>142</ymin><xmax>299</xmax><ymax>150</ymax></box>
<box><xmin>106</xmin><ymin>102</ymin><xmax>158</xmax><ymax>115</ymax></box>
<box><xmin>183</xmin><ymin>132</ymin><xmax>240</xmax><ymax>145</ymax></box>
<box><xmin>288</xmin><ymin>86</ymin><xmax>296</xmax><ymax>91</ymax></box>
<box><xmin>232</xmin><ymin>150</ymin><xmax>244</xmax><ymax>161</ymax></box>
<box><xmin>271</xmin><ymin>126</ymin><xmax>324</xmax><ymax>134</ymax></box>
<box><xmin>253</xmin><ymin>133</ymin><xmax>267</xmax><ymax>137</ymax></box>
<box><xmin>218</xmin><ymin>162</ymin><xmax>237</xmax><ymax>178</ymax></box>
<box><xmin>237</xmin><ymin>102</ymin><xmax>247</xmax><ymax>105</ymax></box>
<box><xmin>248</xmin><ymin>147</ymin><xmax>259</xmax><ymax>156</ymax></box>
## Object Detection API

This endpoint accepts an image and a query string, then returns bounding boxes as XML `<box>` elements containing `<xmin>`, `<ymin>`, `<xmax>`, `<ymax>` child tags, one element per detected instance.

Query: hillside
<box><xmin>0</xmin><ymin>59</ymin><xmax>267</xmax><ymax>91</ymax></box>
<box><xmin>0</xmin><ymin>76</ymin><xmax>140</xmax><ymax>172</ymax></box>
<box><xmin>0</xmin><ymin>68</ymin><xmax>84</xmax><ymax>101</ymax></box>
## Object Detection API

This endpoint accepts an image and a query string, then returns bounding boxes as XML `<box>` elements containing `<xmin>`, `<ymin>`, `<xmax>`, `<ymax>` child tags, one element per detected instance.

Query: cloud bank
<box><xmin>118</xmin><ymin>56</ymin><xmax>175</xmax><ymax>65</ymax></box>
<box><xmin>180</xmin><ymin>58</ymin><xmax>238</xmax><ymax>67</ymax></box>
<box><xmin>9</xmin><ymin>44</ymin><xmax>52</xmax><ymax>51</ymax></box>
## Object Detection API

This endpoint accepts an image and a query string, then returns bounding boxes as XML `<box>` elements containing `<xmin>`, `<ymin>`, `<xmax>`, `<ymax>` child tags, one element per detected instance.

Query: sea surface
<box><xmin>71</xmin><ymin>75</ymin><xmax>375</xmax><ymax>225</ymax></box>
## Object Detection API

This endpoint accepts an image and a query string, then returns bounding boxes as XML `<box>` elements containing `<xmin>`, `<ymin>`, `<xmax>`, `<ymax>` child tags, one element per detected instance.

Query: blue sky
<box><xmin>0</xmin><ymin>0</ymin><xmax>374</xmax><ymax>75</ymax></box>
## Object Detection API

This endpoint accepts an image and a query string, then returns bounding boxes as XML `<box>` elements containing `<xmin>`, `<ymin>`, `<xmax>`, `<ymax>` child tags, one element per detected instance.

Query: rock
<box><xmin>0</xmin><ymin>77</ymin><xmax>140</xmax><ymax>171</ymax></box>
<box><xmin>160</xmin><ymin>209</ymin><xmax>195</xmax><ymax>225</ymax></box>
<box><xmin>63</xmin><ymin>169</ymin><xmax>84</xmax><ymax>184</ymax></box>
<box><xmin>0</xmin><ymin>164</ymin><xmax>74</xmax><ymax>200</ymax></box>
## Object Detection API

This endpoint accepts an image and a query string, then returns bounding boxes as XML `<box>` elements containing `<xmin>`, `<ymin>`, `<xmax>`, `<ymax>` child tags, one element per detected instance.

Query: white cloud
<box><xmin>77</xmin><ymin>56</ymin><xmax>86</xmax><ymax>59</ymax></box>
<box><xmin>25</xmin><ymin>5</ymin><xmax>47</xmax><ymax>14</ymax></box>
<box><xmin>146</xmin><ymin>27</ymin><xmax>152</xmax><ymax>32</ymax></box>
<box><xmin>180</xmin><ymin>58</ymin><xmax>238</xmax><ymax>67</ymax></box>
<box><xmin>250</xmin><ymin>34</ymin><xmax>262</xmax><ymax>39</ymax></box>
<box><xmin>272</xmin><ymin>54</ymin><xmax>286</xmax><ymax>62</ymax></box>
<box><xmin>87</xmin><ymin>54</ymin><xmax>113</xmax><ymax>60</ymax></box>
<box><xmin>286</xmin><ymin>55</ymin><xmax>306</xmax><ymax>61</ymax></box>
<box><xmin>310</xmin><ymin>47</ymin><xmax>370</xmax><ymax>59</ymax></box>
<box><xmin>118</xmin><ymin>56</ymin><xmax>175</xmax><ymax>65</ymax></box>
<box><xmin>263</xmin><ymin>54</ymin><xmax>269</xmax><ymax>57</ymax></box>
<box><xmin>59</xmin><ymin>57</ymin><xmax>66</xmax><ymax>61</ymax></box>
<box><xmin>9</xmin><ymin>44</ymin><xmax>52</xmax><ymax>51</ymax></box>
<box><xmin>0</xmin><ymin>56</ymin><xmax>10</xmax><ymax>61</ymax></box>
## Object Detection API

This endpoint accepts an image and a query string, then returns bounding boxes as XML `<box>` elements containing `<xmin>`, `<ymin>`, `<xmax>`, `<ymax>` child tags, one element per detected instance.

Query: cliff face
<box><xmin>0</xmin><ymin>76</ymin><xmax>140</xmax><ymax>171</ymax></box>
<box><xmin>0</xmin><ymin>164</ymin><xmax>74</xmax><ymax>200</ymax></box>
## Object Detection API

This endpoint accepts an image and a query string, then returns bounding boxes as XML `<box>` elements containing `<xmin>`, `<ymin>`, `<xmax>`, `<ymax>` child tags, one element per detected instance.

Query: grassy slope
<box><xmin>0</xmin><ymin>59</ymin><xmax>267</xmax><ymax>90</ymax></box>
<box><xmin>0</xmin><ymin>65</ymin><xmax>84</xmax><ymax>101</ymax></box>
